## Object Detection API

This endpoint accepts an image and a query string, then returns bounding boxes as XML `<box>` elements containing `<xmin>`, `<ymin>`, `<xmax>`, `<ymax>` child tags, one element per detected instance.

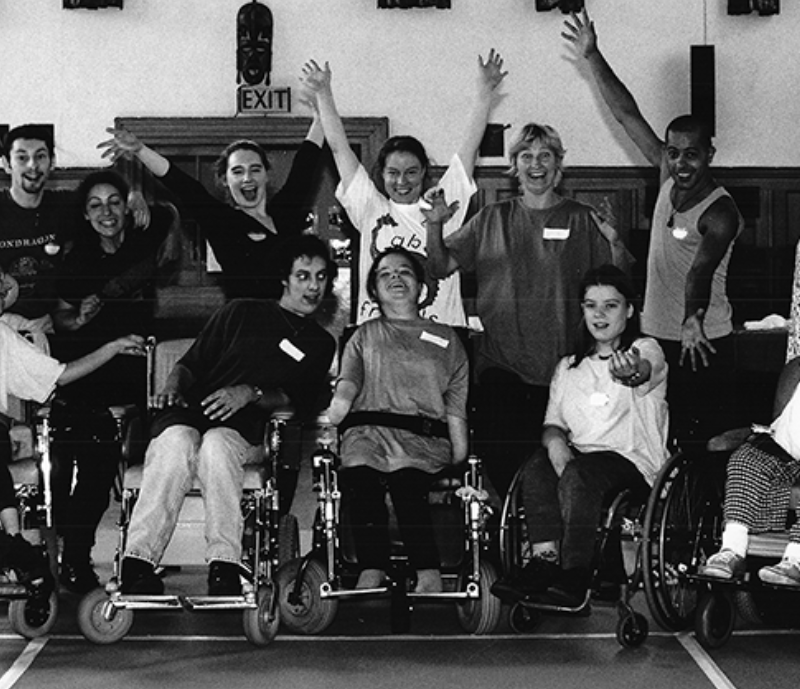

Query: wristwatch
<box><xmin>252</xmin><ymin>385</ymin><xmax>264</xmax><ymax>403</ymax></box>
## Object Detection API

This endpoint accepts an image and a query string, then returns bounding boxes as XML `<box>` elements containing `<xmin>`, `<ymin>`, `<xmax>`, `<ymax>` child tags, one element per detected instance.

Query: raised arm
<box><xmin>422</xmin><ymin>189</ymin><xmax>462</xmax><ymax>278</ymax></box>
<box><xmin>98</xmin><ymin>127</ymin><xmax>170</xmax><ymax>178</ymax></box>
<box><xmin>457</xmin><ymin>49</ymin><xmax>508</xmax><ymax>178</ymax></box>
<box><xmin>301</xmin><ymin>60</ymin><xmax>360</xmax><ymax>191</ymax></box>
<box><xmin>562</xmin><ymin>9</ymin><xmax>663</xmax><ymax>170</ymax></box>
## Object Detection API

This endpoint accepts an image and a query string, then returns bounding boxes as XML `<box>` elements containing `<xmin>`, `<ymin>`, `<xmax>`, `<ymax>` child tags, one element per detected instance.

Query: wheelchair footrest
<box><xmin>0</xmin><ymin>582</ymin><xmax>32</xmax><ymax>598</ymax></box>
<box><xmin>114</xmin><ymin>594</ymin><xmax>184</xmax><ymax>610</ymax></box>
<box><xmin>183</xmin><ymin>595</ymin><xmax>255</xmax><ymax>611</ymax></box>
<box><xmin>320</xmin><ymin>585</ymin><xmax>390</xmax><ymax>599</ymax></box>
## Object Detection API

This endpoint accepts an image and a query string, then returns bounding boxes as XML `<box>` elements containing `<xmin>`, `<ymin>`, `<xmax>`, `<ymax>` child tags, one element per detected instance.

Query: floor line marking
<box><xmin>0</xmin><ymin>638</ymin><xmax>48</xmax><ymax>689</ymax></box>
<box><xmin>677</xmin><ymin>632</ymin><xmax>737</xmax><ymax>689</ymax></box>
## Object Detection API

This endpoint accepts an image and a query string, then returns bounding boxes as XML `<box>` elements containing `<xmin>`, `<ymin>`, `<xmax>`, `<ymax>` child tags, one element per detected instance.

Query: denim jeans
<box><xmin>125</xmin><ymin>424</ymin><xmax>261</xmax><ymax>566</ymax></box>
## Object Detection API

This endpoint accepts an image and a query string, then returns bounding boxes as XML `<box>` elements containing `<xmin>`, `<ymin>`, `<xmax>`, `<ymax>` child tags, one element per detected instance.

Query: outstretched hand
<box><xmin>680</xmin><ymin>310</ymin><xmax>717</xmax><ymax>371</ymax></box>
<box><xmin>590</xmin><ymin>197</ymin><xmax>620</xmax><ymax>245</ymax></box>
<box><xmin>561</xmin><ymin>9</ymin><xmax>598</xmax><ymax>59</ymax></box>
<box><xmin>114</xmin><ymin>334</ymin><xmax>147</xmax><ymax>357</ymax></box>
<box><xmin>421</xmin><ymin>188</ymin><xmax>460</xmax><ymax>226</ymax></box>
<box><xmin>478</xmin><ymin>49</ymin><xmax>508</xmax><ymax>92</ymax></box>
<box><xmin>97</xmin><ymin>127</ymin><xmax>143</xmax><ymax>164</ymax></box>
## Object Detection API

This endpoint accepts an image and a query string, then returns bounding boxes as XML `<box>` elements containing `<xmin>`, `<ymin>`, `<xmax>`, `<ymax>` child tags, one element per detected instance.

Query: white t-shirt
<box><xmin>0</xmin><ymin>321</ymin><xmax>64</xmax><ymax>415</ymax></box>
<box><xmin>544</xmin><ymin>337</ymin><xmax>670</xmax><ymax>485</ymax></box>
<box><xmin>771</xmin><ymin>380</ymin><xmax>800</xmax><ymax>460</ymax></box>
<box><xmin>336</xmin><ymin>154</ymin><xmax>476</xmax><ymax>326</ymax></box>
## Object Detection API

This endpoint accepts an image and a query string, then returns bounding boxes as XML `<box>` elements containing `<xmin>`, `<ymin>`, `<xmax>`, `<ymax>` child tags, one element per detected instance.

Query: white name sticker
<box><xmin>420</xmin><ymin>331</ymin><xmax>449</xmax><ymax>349</ymax></box>
<box><xmin>543</xmin><ymin>227</ymin><xmax>570</xmax><ymax>240</ymax></box>
<box><xmin>589</xmin><ymin>392</ymin><xmax>609</xmax><ymax>407</ymax></box>
<box><xmin>279</xmin><ymin>338</ymin><xmax>306</xmax><ymax>362</ymax></box>
<box><xmin>671</xmin><ymin>227</ymin><xmax>688</xmax><ymax>240</ymax></box>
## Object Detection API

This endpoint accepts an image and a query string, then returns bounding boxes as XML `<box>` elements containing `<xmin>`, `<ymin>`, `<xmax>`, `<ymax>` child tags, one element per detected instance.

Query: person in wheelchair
<box><xmin>494</xmin><ymin>265</ymin><xmax>669</xmax><ymax>607</ymax></box>
<box><xmin>700</xmin><ymin>357</ymin><xmax>800</xmax><ymax>587</ymax></box>
<box><xmin>0</xmin><ymin>268</ymin><xmax>146</xmax><ymax>589</ymax></box>
<box><xmin>119</xmin><ymin>235</ymin><xmax>336</xmax><ymax>597</ymax></box>
<box><xmin>327</xmin><ymin>247</ymin><xmax>469</xmax><ymax>594</ymax></box>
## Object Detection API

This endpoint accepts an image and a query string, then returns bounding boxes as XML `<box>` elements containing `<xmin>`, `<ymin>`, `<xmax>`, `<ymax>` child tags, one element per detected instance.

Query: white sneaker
<box><xmin>758</xmin><ymin>558</ymin><xmax>800</xmax><ymax>587</ymax></box>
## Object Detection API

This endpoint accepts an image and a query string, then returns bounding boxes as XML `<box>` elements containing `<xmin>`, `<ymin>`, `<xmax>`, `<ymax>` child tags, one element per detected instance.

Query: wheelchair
<box><xmin>76</xmin><ymin>337</ymin><xmax>299</xmax><ymax>646</ymax></box>
<box><xmin>0</xmin><ymin>404</ymin><xmax>60</xmax><ymax>638</ymax></box>
<box><xmin>497</xmin><ymin>458</ymin><xmax>654</xmax><ymax>648</ymax></box>
<box><xmin>673</xmin><ymin>428</ymin><xmax>800</xmax><ymax>649</ymax></box>
<box><xmin>276</xmin><ymin>414</ymin><xmax>502</xmax><ymax>636</ymax></box>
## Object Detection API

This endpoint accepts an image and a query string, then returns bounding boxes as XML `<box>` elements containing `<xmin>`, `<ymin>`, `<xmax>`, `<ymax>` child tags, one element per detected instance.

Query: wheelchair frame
<box><xmin>75</xmin><ymin>337</ymin><xmax>297</xmax><ymax>646</ymax></box>
<box><xmin>497</xmin><ymin>460</ymin><xmax>651</xmax><ymax>648</ymax></box>
<box><xmin>1</xmin><ymin>405</ymin><xmax>60</xmax><ymax>638</ymax></box>
<box><xmin>276</xmin><ymin>416</ymin><xmax>502</xmax><ymax>635</ymax></box>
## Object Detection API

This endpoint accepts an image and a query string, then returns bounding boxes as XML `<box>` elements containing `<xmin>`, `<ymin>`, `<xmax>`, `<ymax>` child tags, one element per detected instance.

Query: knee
<box><xmin>145</xmin><ymin>425</ymin><xmax>198</xmax><ymax>461</ymax></box>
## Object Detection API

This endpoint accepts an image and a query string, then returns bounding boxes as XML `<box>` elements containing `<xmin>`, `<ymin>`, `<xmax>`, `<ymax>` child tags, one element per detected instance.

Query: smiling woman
<box><xmin>97</xmin><ymin>115</ymin><xmax>325</xmax><ymax>301</ymax></box>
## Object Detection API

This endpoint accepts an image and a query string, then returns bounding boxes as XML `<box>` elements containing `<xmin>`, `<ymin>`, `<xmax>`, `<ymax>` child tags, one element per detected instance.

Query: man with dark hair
<box><xmin>563</xmin><ymin>9</ymin><xmax>743</xmax><ymax>454</ymax></box>
<box><xmin>120</xmin><ymin>235</ymin><xmax>337</xmax><ymax>597</ymax></box>
<box><xmin>0</xmin><ymin>125</ymin><xmax>71</xmax><ymax>330</ymax></box>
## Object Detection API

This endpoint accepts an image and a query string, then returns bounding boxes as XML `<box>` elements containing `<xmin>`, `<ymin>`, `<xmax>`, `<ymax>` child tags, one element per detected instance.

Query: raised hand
<box><xmin>478</xmin><ymin>49</ymin><xmax>508</xmax><ymax>93</ymax></box>
<box><xmin>561</xmin><ymin>8</ymin><xmax>598</xmax><ymax>59</ymax></box>
<box><xmin>300</xmin><ymin>60</ymin><xmax>332</xmax><ymax>95</ymax></box>
<box><xmin>97</xmin><ymin>127</ymin><xmax>143</xmax><ymax>164</ymax></box>
<box><xmin>421</xmin><ymin>188</ymin><xmax>460</xmax><ymax>226</ymax></box>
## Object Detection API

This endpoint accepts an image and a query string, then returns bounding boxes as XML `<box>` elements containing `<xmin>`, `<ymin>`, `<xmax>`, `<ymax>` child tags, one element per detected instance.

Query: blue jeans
<box><xmin>124</xmin><ymin>425</ymin><xmax>261</xmax><ymax>566</ymax></box>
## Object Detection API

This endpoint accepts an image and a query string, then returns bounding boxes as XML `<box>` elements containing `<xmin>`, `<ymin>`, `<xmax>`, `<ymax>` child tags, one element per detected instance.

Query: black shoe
<box><xmin>8</xmin><ymin>535</ymin><xmax>54</xmax><ymax>592</ymax></box>
<box><xmin>120</xmin><ymin>557</ymin><xmax>164</xmax><ymax>595</ymax></box>
<box><xmin>59</xmin><ymin>559</ymin><xmax>101</xmax><ymax>595</ymax></box>
<box><xmin>491</xmin><ymin>557</ymin><xmax>561</xmax><ymax>601</ymax></box>
<box><xmin>207</xmin><ymin>561</ymin><xmax>241</xmax><ymax>596</ymax></box>
<box><xmin>536</xmin><ymin>567</ymin><xmax>591</xmax><ymax>609</ymax></box>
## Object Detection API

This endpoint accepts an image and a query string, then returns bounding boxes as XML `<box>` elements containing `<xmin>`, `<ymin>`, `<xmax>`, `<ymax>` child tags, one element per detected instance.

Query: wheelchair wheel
<box><xmin>695</xmin><ymin>589</ymin><xmax>735</xmax><ymax>649</ymax></box>
<box><xmin>77</xmin><ymin>588</ymin><xmax>134</xmax><ymax>645</ymax></box>
<box><xmin>616</xmin><ymin>612</ymin><xmax>649</xmax><ymax>649</ymax></box>
<box><xmin>276</xmin><ymin>558</ymin><xmax>337</xmax><ymax>635</ymax></box>
<box><xmin>643</xmin><ymin>452</ymin><xmax>723</xmax><ymax>631</ymax></box>
<box><xmin>499</xmin><ymin>466</ymin><xmax>530</xmax><ymax>577</ymax></box>
<box><xmin>243</xmin><ymin>584</ymin><xmax>280</xmax><ymax>646</ymax></box>
<box><xmin>278</xmin><ymin>514</ymin><xmax>300</xmax><ymax>568</ymax></box>
<box><xmin>8</xmin><ymin>590</ymin><xmax>58</xmax><ymax>638</ymax></box>
<box><xmin>455</xmin><ymin>560</ymin><xmax>502</xmax><ymax>635</ymax></box>
<box><xmin>508</xmin><ymin>602</ymin><xmax>542</xmax><ymax>634</ymax></box>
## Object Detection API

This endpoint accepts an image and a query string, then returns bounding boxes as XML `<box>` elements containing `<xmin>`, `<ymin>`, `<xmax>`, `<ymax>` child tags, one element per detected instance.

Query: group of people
<box><xmin>1</xmin><ymin>6</ymin><xmax>798</xmax><ymax>611</ymax></box>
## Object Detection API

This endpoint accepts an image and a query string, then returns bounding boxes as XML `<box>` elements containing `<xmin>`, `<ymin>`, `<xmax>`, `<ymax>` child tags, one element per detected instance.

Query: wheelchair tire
<box><xmin>8</xmin><ymin>590</ymin><xmax>58</xmax><ymax>638</ymax></box>
<box><xmin>276</xmin><ymin>558</ymin><xmax>337</xmax><ymax>635</ymax></box>
<box><xmin>243</xmin><ymin>584</ymin><xmax>280</xmax><ymax>647</ymax></box>
<box><xmin>643</xmin><ymin>452</ymin><xmax>723</xmax><ymax>631</ymax></box>
<box><xmin>455</xmin><ymin>560</ymin><xmax>502</xmax><ymax>635</ymax></box>
<box><xmin>77</xmin><ymin>588</ymin><xmax>134</xmax><ymax>645</ymax></box>
<box><xmin>695</xmin><ymin>589</ymin><xmax>735</xmax><ymax>649</ymax></box>
<box><xmin>499</xmin><ymin>466</ymin><xmax>529</xmax><ymax>578</ymax></box>
<box><xmin>278</xmin><ymin>514</ymin><xmax>300</xmax><ymax>568</ymax></box>
<box><xmin>616</xmin><ymin>612</ymin><xmax>649</xmax><ymax>649</ymax></box>
<box><xmin>508</xmin><ymin>602</ymin><xmax>542</xmax><ymax>634</ymax></box>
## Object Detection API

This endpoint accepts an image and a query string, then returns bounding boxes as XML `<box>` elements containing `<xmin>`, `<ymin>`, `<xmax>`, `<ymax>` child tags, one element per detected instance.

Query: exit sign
<box><xmin>237</xmin><ymin>86</ymin><xmax>291</xmax><ymax>114</ymax></box>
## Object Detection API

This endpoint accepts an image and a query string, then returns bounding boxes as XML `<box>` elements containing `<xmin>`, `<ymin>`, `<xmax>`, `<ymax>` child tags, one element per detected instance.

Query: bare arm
<box><xmin>58</xmin><ymin>335</ymin><xmax>145</xmax><ymax>386</ymax></box>
<box><xmin>98</xmin><ymin>127</ymin><xmax>171</xmax><ymax>178</ymax></box>
<box><xmin>447</xmin><ymin>415</ymin><xmax>469</xmax><ymax>464</ymax></box>
<box><xmin>422</xmin><ymin>189</ymin><xmax>462</xmax><ymax>278</ymax></box>
<box><xmin>457</xmin><ymin>49</ymin><xmax>508</xmax><ymax>178</ymax></box>
<box><xmin>327</xmin><ymin>379</ymin><xmax>359</xmax><ymax>426</ymax></box>
<box><xmin>563</xmin><ymin>9</ymin><xmax>663</xmax><ymax>170</ymax></box>
<box><xmin>52</xmin><ymin>296</ymin><xmax>102</xmax><ymax>331</ymax></box>
<box><xmin>542</xmin><ymin>424</ymin><xmax>573</xmax><ymax>478</ymax></box>
<box><xmin>300</xmin><ymin>61</ymin><xmax>360</xmax><ymax>192</ymax></box>
<box><xmin>680</xmin><ymin>196</ymin><xmax>740</xmax><ymax>370</ymax></box>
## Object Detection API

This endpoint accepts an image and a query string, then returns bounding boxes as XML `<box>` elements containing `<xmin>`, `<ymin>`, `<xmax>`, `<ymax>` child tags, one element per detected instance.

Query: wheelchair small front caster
<box><xmin>616</xmin><ymin>612</ymin><xmax>649</xmax><ymax>648</ymax></box>
<box><xmin>509</xmin><ymin>602</ymin><xmax>542</xmax><ymax>634</ymax></box>
<box><xmin>695</xmin><ymin>588</ymin><xmax>735</xmax><ymax>649</ymax></box>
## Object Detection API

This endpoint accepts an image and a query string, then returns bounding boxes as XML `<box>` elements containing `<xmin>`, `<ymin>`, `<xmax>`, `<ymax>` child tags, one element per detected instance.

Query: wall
<box><xmin>1</xmin><ymin>0</ymin><xmax>797</xmax><ymax>169</ymax></box>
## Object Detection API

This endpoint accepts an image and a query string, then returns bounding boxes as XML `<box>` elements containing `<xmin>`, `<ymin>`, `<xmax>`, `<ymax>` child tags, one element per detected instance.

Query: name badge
<box><xmin>543</xmin><ymin>227</ymin><xmax>570</xmax><ymax>240</ymax></box>
<box><xmin>279</xmin><ymin>338</ymin><xmax>306</xmax><ymax>362</ymax></box>
<box><xmin>671</xmin><ymin>227</ymin><xmax>688</xmax><ymax>240</ymax></box>
<box><xmin>589</xmin><ymin>392</ymin><xmax>609</xmax><ymax>407</ymax></box>
<box><xmin>420</xmin><ymin>331</ymin><xmax>449</xmax><ymax>349</ymax></box>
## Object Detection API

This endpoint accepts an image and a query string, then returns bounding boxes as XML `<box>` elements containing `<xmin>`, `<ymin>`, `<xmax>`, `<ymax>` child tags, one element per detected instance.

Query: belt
<box><xmin>338</xmin><ymin>411</ymin><xmax>449</xmax><ymax>440</ymax></box>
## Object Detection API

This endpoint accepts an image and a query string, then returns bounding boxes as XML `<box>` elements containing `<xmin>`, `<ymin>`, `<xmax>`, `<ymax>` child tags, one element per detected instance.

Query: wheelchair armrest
<box><xmin>706</xmin><ymin>427</ymin><xmax>751</xmax><ymax>454</ymax></box>
<box><xmin>108</xmin><ymin>404</ymin><xmax>139</xmax><ymax>422</ymax></box>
